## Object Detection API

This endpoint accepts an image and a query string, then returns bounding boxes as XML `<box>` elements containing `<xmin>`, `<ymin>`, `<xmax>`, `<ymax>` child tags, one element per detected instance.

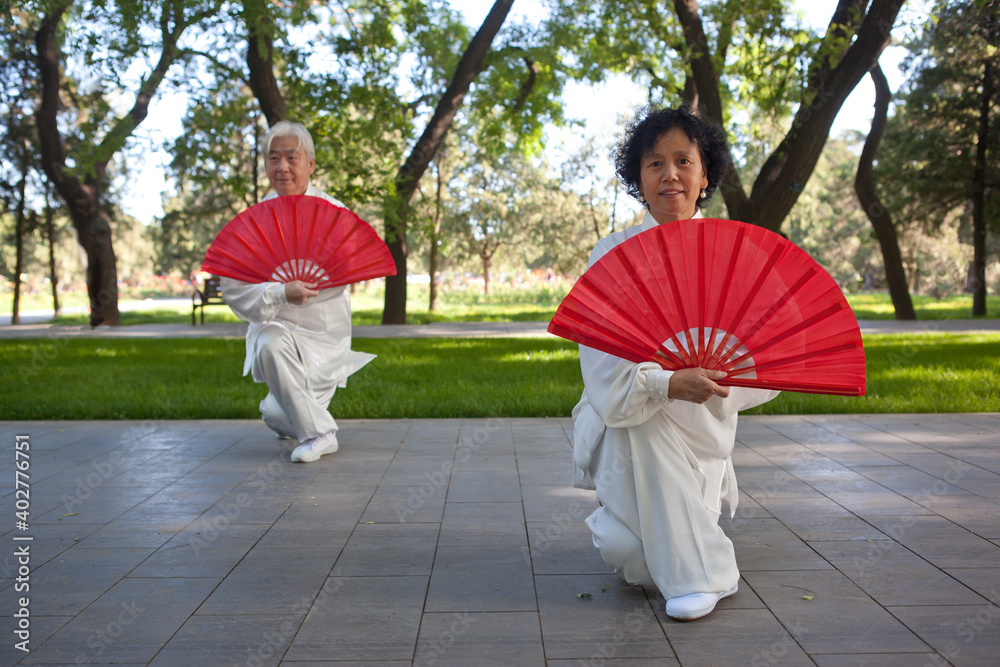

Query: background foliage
<box><xmin>2</xmin><ymin>0</ymin><xmax>997</xmax><ymax>318</ymax></box>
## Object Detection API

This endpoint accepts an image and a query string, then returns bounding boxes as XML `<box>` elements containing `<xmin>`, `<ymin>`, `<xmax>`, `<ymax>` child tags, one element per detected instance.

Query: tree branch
<box><xmin>512</xmin><ymin>55</ymin><xmax>538</xmax><ymax>112</ymax></box>
<box><xmin>243</xmin><ymin>0</ymin><xmax>286</xmax><ymax>126</ymax></box>
<box><xmin>672</xmin><ymin>0</ymin><xmax>750</xmax><ymax>218</ymax></box>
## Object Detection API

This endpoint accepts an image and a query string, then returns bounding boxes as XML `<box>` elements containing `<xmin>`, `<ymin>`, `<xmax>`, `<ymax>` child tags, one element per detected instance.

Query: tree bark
<box><xmin>35</xmin><ymin>0</ymin><xmax>212</xmax><ymax>326</ymax></box>
<box><xmin>482</xmin><ymin>250</ymin><xmax>491</xmax><ymax>296</ymax></box>
<box><xmin>856</xmin><ymin>64</ymin><xmax>915</xmax><ymax>320</ymax></box>
<box><xmin>44</xmin><ymin>193</ymin><xmax>60</xmax><ymax>316</ymax></box>
<box><xmin>243</xmin><ymin>0</ymin><xmax>286</xmax><ymax>126</ymax></box>
<box><xmin>970</xmin><ymin>9</ymin><xmax>996</xmax><ymax>316</ymax></box>
<box><xmin>34</xmin><ymin>2</ymin><xmax>118</xmax><ymax>326</ymax></box>
<box><xmin>382</xmin><ymin>0</ymin><xmax>514</xmax><ymax>324</ymax></box>
<box><xmin>11</xmin><ymin>135</ymin><xmax>28</xmax><ymax>325</ymax></box>
<box><xmin>672</xmin><ymin>0</ymin><xmax>748</xmax><ymax>213</ymax></box>
<box><xmin>675</xmin><ymin>0</ymin><xmax>904</xmax><ymax>232</ymax></box>
<box><xmin>513</xmin><ymin>56</ymin><xmax>539</xmax><ymax>112</ymax></box>
<box><xmin>428</xmin><ymin>154</ymin><xmax>446</xmax><ymax>312</ymax></box>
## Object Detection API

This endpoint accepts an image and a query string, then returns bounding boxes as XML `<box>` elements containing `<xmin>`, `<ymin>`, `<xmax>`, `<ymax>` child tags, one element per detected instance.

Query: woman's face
<box><xmin>638</xmin><ymin>126</ymin><xmax>709</xmax><ymax>224</ymax></box>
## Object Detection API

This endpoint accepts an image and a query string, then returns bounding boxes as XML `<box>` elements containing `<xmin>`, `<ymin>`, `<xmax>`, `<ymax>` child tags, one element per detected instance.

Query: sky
<box><xmin>121</xmin><ymin>0</ymin><xmax>928</xmax><ymax>225</ymax></box>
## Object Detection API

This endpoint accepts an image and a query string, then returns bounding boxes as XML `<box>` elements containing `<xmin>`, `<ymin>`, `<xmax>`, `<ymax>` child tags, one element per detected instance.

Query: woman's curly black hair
<box><xmin>613</xmin><ymin>104</ymin><xmax>730</xmax><ymax>210</ymax></box>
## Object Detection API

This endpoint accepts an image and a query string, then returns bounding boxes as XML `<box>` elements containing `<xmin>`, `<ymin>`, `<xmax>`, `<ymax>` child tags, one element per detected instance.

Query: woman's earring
<box><xmin>700</xmin><ymin>189</ymin><xmax>706</xmax><ymax>199</ymax></box>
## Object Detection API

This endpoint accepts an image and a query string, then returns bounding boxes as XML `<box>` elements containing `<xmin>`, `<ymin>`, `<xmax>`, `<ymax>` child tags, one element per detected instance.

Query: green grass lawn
<box><xmin>846</xmin><ymin>293</ymin><xmax>1000</xmax><ymax>319</ymax></box>
<box><xmin>36</xmin><ymin>289</ymin><xmax>1000</xmax><ymax>326</ymax></box>
<box><xmin>2</xmin><ymin>334</ymin><xmax>997</xmax><ymax>420</ymax></box>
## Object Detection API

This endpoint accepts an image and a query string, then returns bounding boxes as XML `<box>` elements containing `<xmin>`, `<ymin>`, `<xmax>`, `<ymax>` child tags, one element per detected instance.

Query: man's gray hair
<box><xmin>263</xmin><ymin>120</ymin><xmax>315</xmax><ymax>160</ymax></box>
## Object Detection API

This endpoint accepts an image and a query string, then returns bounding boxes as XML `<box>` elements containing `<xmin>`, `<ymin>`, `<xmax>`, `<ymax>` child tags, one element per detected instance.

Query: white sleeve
<box><xmin>220</xmin><ymin>277</ymin><xmax>288</xmax><ymax>323</ymax></box>
<box><xmin>704</xmin><ymin>386</ymin><xmax>781</xmax><ymax>421</ymax></box>
<box><xmin>579</xmin><ymin>344</ymin><xmax>676</xmax><ymax>429</ymax></box>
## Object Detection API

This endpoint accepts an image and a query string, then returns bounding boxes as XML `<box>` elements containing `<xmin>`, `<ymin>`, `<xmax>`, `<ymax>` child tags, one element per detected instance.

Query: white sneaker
<box><xmin>290</xmin><ymin>432</ymin><xmax>339</xmax><ymax>463</ymax></box>
<box><xmin>665</xmin><ymin>583</ymin><xmax>738</xmax><ymax>621</ymax></box>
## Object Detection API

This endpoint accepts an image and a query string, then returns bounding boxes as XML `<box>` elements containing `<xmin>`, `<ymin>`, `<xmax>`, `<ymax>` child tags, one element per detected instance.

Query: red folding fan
<box><xmin>201</xmin><ymin>195</ymin><xmax>396</xmax><ymax>290</ymax></box>
<box><xmin>548</xmin><ymin>218</ymin><xmax>866</xmax><ymax>396</ymax></box>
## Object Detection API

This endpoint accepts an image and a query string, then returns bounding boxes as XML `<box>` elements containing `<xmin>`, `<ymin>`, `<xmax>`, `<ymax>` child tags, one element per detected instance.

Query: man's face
<box><xmin>266</xmin><ymin>135</ymin><xmax>315</xmax><ymax>197</ymax></box>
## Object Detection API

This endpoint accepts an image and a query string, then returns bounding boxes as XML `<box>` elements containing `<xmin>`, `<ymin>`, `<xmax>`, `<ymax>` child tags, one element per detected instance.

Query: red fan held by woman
<box><xmin>201</xmin><ymin>195</ymin><xmax>396</xmax><ymax>290</ymax></box>
<box><xmin>548</xmin><ymin>218</ymin><xmax>866</xmax><ymax>396</ymax></box>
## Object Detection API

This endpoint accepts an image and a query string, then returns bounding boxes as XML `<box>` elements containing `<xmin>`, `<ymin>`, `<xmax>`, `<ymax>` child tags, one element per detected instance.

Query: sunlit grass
<box><xmin>743</xmin><ymin>333</ymin><xmax>1000</xmax><ymax>415</ymax></box>
<box><xmin>1</xmin><ymin>334</ymin><xmax>996</xmax><ymax>420</ymax></box>
<box><xmin>846</xmin><ymin>292</ymin><xmax>1000</xmax><ymax>319</ymax></box>
<box><xmin>24</xmin><ymin>286</ymin><xmax>1000</xmax><ymax>327</ymax></box>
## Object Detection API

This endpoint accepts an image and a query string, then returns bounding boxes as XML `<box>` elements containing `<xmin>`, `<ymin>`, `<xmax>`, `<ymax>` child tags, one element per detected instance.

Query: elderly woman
<box><xmin>572</xmin><ymin>105</ymin><xmax>779</xmax><ymax>620</ymax></box>
<box><xmin>222</xmin><ymin>121</ymin><xmax>374</xmax><ymax>463</ymax></box>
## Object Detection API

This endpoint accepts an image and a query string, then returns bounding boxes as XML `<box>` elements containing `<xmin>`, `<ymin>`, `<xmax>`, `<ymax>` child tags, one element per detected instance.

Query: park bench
<box><xmin>191</xmin><ymin>274</ymin><xmax>226</xmax><ymax>325</ymax></box>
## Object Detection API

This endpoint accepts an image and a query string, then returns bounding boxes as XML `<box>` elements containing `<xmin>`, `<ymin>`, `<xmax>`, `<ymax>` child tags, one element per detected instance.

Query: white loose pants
<box><xmin>254</xmin><ymin>323</ymin><xmax>338</xmax><ymax>442</ymax></box>
<box><xmin>586</xmin><ymin>411</ymin><xmax>740</xmax><ymax>599</ymax></box>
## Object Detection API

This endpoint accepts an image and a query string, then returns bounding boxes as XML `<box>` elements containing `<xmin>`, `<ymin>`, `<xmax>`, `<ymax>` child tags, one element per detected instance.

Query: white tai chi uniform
<box><xmin>572</xmin><ymin>210</ymin><xmax>779</xmax><ymax>599</ymax></box>
<box><xmin>222</xmin><ymin>184</ymin><xmax>375</xmax><ymax>443</ymax></box>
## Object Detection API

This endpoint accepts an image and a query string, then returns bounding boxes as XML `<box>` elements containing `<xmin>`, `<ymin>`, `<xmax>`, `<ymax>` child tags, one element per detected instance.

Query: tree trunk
<box><xmin>35</xmin><ymin>3</ymin><xmax>117</xmax><ymax>326</ymax></box>
<box><xmin>970</xmin><ymin>12</ymin><xmax>995</xmax><ymax>316</ymax></box>
<box><xmin>252</xmin><ymin>111</ymin><xmax>262</xmax><ymax>203</ymax></box>
<box><xmin>856</xmin><ymin>65</ymin><xmax>915</xmax><ymax>320</ymax></box>
<box><xmin>428</xmin><ymin>155</ymin><xmax>446</xmax><ymax>312</ymax></box>
<box><xmin>382</xmin><ymin>0</ymin><xmax>515</xmax><ymax>324</ymax></box>
<box><xmin>675</xmin><ymin>0</ymin><xmax>904</xmax><ymax>232</ymax></box>
<box><xmin>482</xmin><ymin>252</ymin><xmax>491</xmax><ymax>296</ymax></box>
<box><xmin>35</xmin><ymin>0</ymin><xmax>213</xmax><ymax>326</ymax></box>
<box><xmin>11</xmin><ymin>134</ymin><xmax>29</xmax><ymax>325</ymax></box>
<box><xmin>243</xmin><ymin>0</ymin><xmax>286</xmax><ymax>127</ymax></box>
<box><xmin>429</xmin><ymin>231</ymin><xmax>440</xmax><ymax>311</ymax></box>
<box><xmin>45</xmin><ymin>194</ymin><xmax>60</xmax><ymax>316</ymax></box>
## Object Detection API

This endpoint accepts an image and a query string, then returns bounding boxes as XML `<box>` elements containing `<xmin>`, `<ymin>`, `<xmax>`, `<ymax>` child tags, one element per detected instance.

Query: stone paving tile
<box><xmin>524</xmin><ymin>516</ymin><xmax>606</xmax><ymax>576</ymax></box>
<box><xmin>0</xmin><ymin>546</ymin><xmax>157</xmax><ymax>616</ymax></box>
<box><xmin>128</xmin><ymin>524</ymin><xmax>268</xmax><ymax>578</ymax></box>
<box><xmin>942</xmin><ymin>568</ymin><xmax>1000</xmax><ymax>602</ymax></box>
<box><xmin>446</xmin><ymin>471</ymin><xmax>521</xmax><ymax>503</ymax></box>
<box><xmin>741</xmin><ymin>570</ymin><xmax>930</xmax><ymax>655</ymax></box>
<box><xmin>547</xmin><ymin>660</ymin><xmax>677</xmax><ymax>667</ymax></box>
<box><xmin>437</xmin><ymin>501</ymin><xmax>526</xmax><ymax>547</ymax></box>
<box><xmin>658</xmin><ymin>608</ymin><xmax>815</xmax><ymax>666</ymax></box>
<box><xmin>425</xmin><ymin>545</ymin><xmax>536</xmax><ymax>613</ymax></box>
<box><xmin>0</xmin><ymin>615</ymin><xmax>71</xmax><ymax>666</ymax></box>
<box><xmin>516</xmin><ymin>458</ymin><xmax>570</xmax><ymax>487</ymax></box>
<box><xmin>721</xmin><ymin>518</ymin><xmax>834</xmax><ymax>572</ymax></box>
<box><xmin>19</xmin><ymin>577</ymin><xmax>219</xmax><ymax>665</ymax></box>
<box><xmin>413</xmin><ymin>611</ymin><xmax>545</xmax><ymax>666</ymax></box>
<box><xmin>148</xmin><ymin>613</ymin><xmax>304</xmax><ymax>666</ymax></box>
<box><xmin>196</xmin><ymin>547</ymin><xmax>338</xmax><ymax>615</ymax></box>
<box><xmin>534</xmin><ymin>574</ymin><xmax>671</xmax><ymax>661</ymax></box>
<box><xmin>807</xmin><ymin>540</ymin><xmax>987</xmax><ymax>606</ymax></box>
<box><xmin>283</xmin><ymin>575</ymin><xmax>427</xmax><ymax>662</ymax></box>
<box><xmin>332</xmin><ymin>522</ymin><xmax>438</xmax><ymax>576</ymax></box>
<box><xmin>280</xmin><ymin>663</ymin><xmax>410</xmax><ymax>666</ymax></box>
<box><xmin>862</xmin><ymin>515</ymin><xmax>1000</xmax><ymax>569</ymax></box>
<box><xmin>3</xmin><ymin>415</ymin><xmax>999</xmax><ymax>666</ymax></box>
<box><xmin>748</xmin><ymin>495</ymin><xmax>887</xmax><ymax>542</ymax></box>
<box><xmin>811</xmin><ymin>654</ymin><xmax>942</xmax><ymax>666</ymax></box>
<box><xmin>360</xmin><ymin>485</ymin><xmax>447</xmax><ymax>524</ymax></box>
<box><xmin>520</xmin><ymin>484</ymin><xmax>601</xmax><ymax>523</ymax></box>
<box><xmin>280</xmin><ymin>663</ymin><xmax>410</xmax><ymax>667</ymax></box>
<box><xmin>886</xmin><ymin>604</ymin><xmax>1000</xmax><ymax>666</ymax></box>
<box><xmin>803</xmin><ymin>477</ymin><xmax>940</xmax><ymax>519</ymax></box>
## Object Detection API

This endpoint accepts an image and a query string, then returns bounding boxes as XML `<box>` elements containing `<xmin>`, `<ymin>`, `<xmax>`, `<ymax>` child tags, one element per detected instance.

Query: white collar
<box><xmin>640</xmin><ymin>208</ymin><xmax>703</xmax><ymax>230</ymax></box>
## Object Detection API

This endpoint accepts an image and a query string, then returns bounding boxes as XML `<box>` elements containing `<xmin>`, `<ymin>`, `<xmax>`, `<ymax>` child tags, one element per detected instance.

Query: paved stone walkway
<box><xmin>2</xmin><ymin>414</ymin><xmax>999</xmax><ymax>666</ymax></box>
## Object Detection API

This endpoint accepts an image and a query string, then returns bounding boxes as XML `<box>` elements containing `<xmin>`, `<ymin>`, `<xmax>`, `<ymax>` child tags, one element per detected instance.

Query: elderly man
<box><xmin>221</xmin><ymin>120</ymin><xmax>373</xmax><ymax>462</ymax></box>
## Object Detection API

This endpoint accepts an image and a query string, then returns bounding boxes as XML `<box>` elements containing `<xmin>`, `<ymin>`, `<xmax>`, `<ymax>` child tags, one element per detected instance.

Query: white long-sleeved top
<box><xmin>572</xmin><ymin>210</ymin><xmax>779</xmax><ymax>518</ymax></box>
<box><xmin>221</xmin><ymin>184</ymin><xmax>375</xmax><ymax>389</ymax></box>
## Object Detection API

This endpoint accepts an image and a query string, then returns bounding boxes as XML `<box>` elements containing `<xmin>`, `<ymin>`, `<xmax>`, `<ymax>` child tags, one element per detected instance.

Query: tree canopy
<box><xmin>3</xmin><ymin>0</ymin><xmax>996</xmax><ymax>325</ymax></box>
